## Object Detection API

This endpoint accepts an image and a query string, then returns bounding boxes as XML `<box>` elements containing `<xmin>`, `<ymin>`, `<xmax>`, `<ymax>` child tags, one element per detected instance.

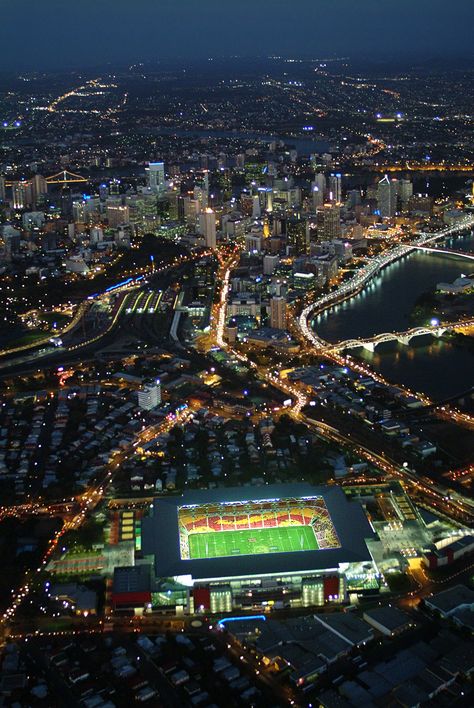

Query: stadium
<box><xmin>177</xmin><ymin>496</ymin><xmax>340</xmax><ymax>560</ymax></box>
<box><xmin>137</xmin><ymin>484</ymin><xmax>379</xmax><ymax>614</ymax></box>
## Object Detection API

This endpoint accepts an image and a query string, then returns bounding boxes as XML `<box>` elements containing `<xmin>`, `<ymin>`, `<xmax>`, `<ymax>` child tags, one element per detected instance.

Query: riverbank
<box><xmin>313</xmin><ymin>235</ymin><xmax>474</xmax><ymax>400</ymax></box>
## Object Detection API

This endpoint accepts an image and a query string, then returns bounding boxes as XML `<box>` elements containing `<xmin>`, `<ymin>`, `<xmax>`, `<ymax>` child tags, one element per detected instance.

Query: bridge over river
<box><xmin>329</xmin><ymin>319</ymin><xmax>474</xmax><ymax>353</ymax></box>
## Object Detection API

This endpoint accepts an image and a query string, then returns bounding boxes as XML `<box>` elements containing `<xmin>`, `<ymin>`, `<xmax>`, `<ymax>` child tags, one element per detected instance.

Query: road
<box><xmin>0</xmin><ymin>405</ymin><xmax>191</xmax><ymax>630</ymax></box>
<box><xmin>207</xmin><ymin>247</ymin><xmax>474</xmax><ymax>527</ymax></box>
<box><xmin>299</xmin><ymin>216</ymin><xmax>474</xmax><ymax>353</ymax></box>
<box><xmin>0</xmin><ymin>250</ymin><xmax>209</xmax><ymax>372</ymax></box>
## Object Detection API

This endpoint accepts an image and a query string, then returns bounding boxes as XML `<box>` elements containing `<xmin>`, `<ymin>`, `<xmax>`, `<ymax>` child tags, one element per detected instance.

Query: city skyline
<box><xmin>0</xmin><ymin>7</ymin><xmax>473</xmax><ymax>703</ymax></box>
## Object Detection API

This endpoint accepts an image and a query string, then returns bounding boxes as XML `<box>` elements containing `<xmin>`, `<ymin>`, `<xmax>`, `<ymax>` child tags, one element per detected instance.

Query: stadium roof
<box><xmin>141</xmin><ymin>484</ymin><xmax>375</xmax><ymax>581</ymax></box>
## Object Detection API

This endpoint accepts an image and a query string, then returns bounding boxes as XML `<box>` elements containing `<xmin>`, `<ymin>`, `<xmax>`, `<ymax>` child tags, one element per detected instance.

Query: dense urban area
<box><xmin>0</xmin><ymin>54</ymin><xmax>473</xmax><ymax>707</ymax></box>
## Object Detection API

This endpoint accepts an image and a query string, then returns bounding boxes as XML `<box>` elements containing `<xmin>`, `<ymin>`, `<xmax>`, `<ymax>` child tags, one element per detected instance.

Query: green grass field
<box><xmin>188</xmin><ymin>525</ymin><xmax>318</xmax><ymax>559</ymax></box>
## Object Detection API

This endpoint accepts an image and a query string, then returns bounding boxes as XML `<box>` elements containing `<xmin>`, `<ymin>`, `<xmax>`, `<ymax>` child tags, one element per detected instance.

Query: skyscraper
<box><xmin>252</xmin><ymin>195</ymin><xmax>261</xmax><ymax>217</ymax></box>
<box><xmin>311</xmin><ymin>173</ymin><xmax>326</xmax><ymax>209</ymax></box>
<box><xmin>32</xmin><ymin>174</ymin><xmax>48</xmax><ymax>205</ymax></box>
<box><xmin>328</xmin><ymin>173</ymin><xmax>342</xmax><ymax>203</ymax></box>
<box><xmin>107</xmin><ymin>204</ymin><xmax>130</xmax><ymax>227</ymax></box>
<box><xmin>320</xmin><ymin>204</ymin><xmax>342</xmax><ymax>240</ymax></box>
<box><xmin>270</xmin><ymin>295</ymin><xmax>287</xmax><ymax>330</ymax></box>
<box><xmin>286</xmin><ymin>217</ymin><xmax>309</xmax><ymax>256</ymax></box>
<box><xmin>183</xmin><ymin>196</ymin><xmax>201</xmax><ymax>228</ymax></box>
<box><xmin>399</xmin><ymin>178</ymin><xmax>413</xmax><ymax>207</ymax></box>
<box><xmin>193</xmin><ymin>185</ymin><xmax>208</xmax><ymax>210</ymax></box>
<box><xmin>146</xmin><ymin>162</ymin><xmax>165</xmax><ymax>193</ymax></box>
<box><xmin>377</xmin><ymin>175</ymin><xmax>396</xmax><ymax>217</ymax></box>
<box><xmin>199</xmin><ymin>208</ymin><xmax>217</xmax><ymax>249</ymax></box>
<box><xmin>263</xmin><ymin>254</ymin><xmax>279</xmax><ymax>275</ymax></box>
<box><xmin>12</xmin><ymin>180</ymin><xmax>33</xmax><ymax>210</ymax></box>
<box><xmin>258</xmin><ymin>187</ymin><xmax>273</xmax><ymax>213</ymax></box>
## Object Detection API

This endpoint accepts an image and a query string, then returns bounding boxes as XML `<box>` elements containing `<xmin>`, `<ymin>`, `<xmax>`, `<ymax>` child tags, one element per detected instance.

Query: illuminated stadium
<box><xmin>177</xmin><ymin>497</ymin><xmax>340</xmax><ymax>560</ymax></box>
<box><xmin>140</xmin><ymin>484</ymin><xmax>379</xmax><ymax>613</ymax></box>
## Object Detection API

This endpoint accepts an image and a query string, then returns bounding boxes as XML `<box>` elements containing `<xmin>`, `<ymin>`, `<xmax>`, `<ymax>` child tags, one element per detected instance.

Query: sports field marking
<box><xmin>188</xmin><ymin>525</ymin><xmax>318</xmax><ymax>559</ymax></box>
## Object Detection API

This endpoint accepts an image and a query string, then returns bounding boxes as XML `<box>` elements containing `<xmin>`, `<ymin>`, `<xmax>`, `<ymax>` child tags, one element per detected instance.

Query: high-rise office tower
<box><xmin>377</xmin><ymin>175</ymin><xmax>396</xmax><ymax>217</ymax></box>
<box><xmin>252</xmin><ymin>195</ymin><xmax>261</xmax><ymax>217</ymax></box>
<box><xmin>60</xmin><ymin>186</ymin><xmax>73</xmax><ymax>218</ymax></box>
<box><xmin>32</xmin><ymin>174</ymin><xmax>48</xmax><ymax>205</ymax></box>
<box><xmin>270</xmin><ymin>295</ymin><xmax>287</xmax><ymax>330</ymax></box>
<box><xmin>321</xmin><ymin>204</ymin><xmax>342</xmax><ymax>240</ymax></box>
<box><xmin>107</xmin><ymin>205</ymin><xmax>130</xmax><ymax>227</ymax></box>
<box><xmin>0</xmin><ymin>176</ymin><xmax>6</xmax><ymax>202</ymax></box>
<box><xmin>310</xmin><ymin>153</ymin><xmax>323</xmax><ymax>171</ymax></box>
<box><xmin>146</xmin><ymin>162</ymin><xmax>165</xmax><ymax>193</ymax></box>
<box><xmin>328</xmin><ymin>173</ymin><xmax>342</xmax><ymax>203</ymax></box>
<box><xmin>109</xmin><ymin>178</ymin><xmax>121</xmax><ymax>195</ymax></box>
<box><xmin>72</xmin><ymin>200</ymin><xmax>87</xmax><ymax>223</ymax></box>
<box><xmin>311</xmin><ymin>173</ymin><xmax>326</xmax><ymax>209</ymax></box>
<box><xmin>12</xmin><ymin>180</ymin><xmax>33</xmax><ymax>209</ymax></box>
<box><xmin>390</xmin><ymin>178</ymin><xmax>399</xmax><ymax>206</ymax></box>
<box><xmin>245</xmin><ymin>233</ymin><xmax>262</xmax><ymax>253</ymax></box>
<box><xmin>399</xmin><ymin>178</ymin><xmax>413</xmax><ymax>207</ymax></box>
<box><xmin>193</xmin><ymin>185</ymin><xmax>208</xmax><ymax>210</ymax></box>
<box><xmin>347</xmin><ymin>189</ymin><xmax>361</xmax><ymax>208</ymax></box>
<box><xmin>263</xmin><ymin>254</ymin><xmax>279</xmax><ymax>275</ymax></box>
<box><xmin>286</xmin><ymin>217</ymin><xmax>309</xmax><ymax>256</ymax></box>
<box><xmin>90</xmin><ymin>226</ymin><xmax>104</xmax><ymax>244</ymax></box>
<box><xmin>258</xmin><ymin>187</ymin><xmax>273</xmax><ymax>212</ymax></box>
<box><xmin>99</xmin><ymin>183</ymin><xmax>109</xmax><ymax>201</ymax></box>
<box><xmin>199</xmin><ymin>208</ymin><xmax>217</xmax><ymax>249</ymax></box>
<box><xmin>183</xmin><ymin>196</ymin><xmax>201</xmax><ymax>228</ymax></box>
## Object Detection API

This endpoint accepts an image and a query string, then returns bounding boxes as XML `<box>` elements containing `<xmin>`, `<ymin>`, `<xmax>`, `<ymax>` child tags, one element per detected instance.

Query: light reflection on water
<box><xmin>313</xmin><ymin>235</ymin><xmax>474</xmax><ymax>400</ymax></box>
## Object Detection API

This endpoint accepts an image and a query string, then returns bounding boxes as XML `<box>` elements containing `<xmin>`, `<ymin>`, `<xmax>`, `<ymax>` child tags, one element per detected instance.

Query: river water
<box><xmin>144</xmin><ymin>127</ymin><xmax>329</xmax><ymax>153</ymax></box>
<box><xmin>313</xmin><ymin>234</ymin><xmax>474</xmax><ymax>400</ymax></box>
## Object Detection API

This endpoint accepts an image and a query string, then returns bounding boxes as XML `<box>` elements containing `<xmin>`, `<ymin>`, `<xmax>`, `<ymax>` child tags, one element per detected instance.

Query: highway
<box><xmin>0</xmin><ymin>250</ymin><xmax>209</xmax><ymax>374</ymax></box>
<box><xmin>209</xmin><ymin>248</ymin><xmax>474</xmax><ymax>528</ymax></box>
<box><xmin>298</xmin><ymin>414</ymin><xmax>474</xmax><ymax>526</ymax></box>
<box><xmin>299</xmin><ymin>215</ymin><xmax>474</xmax><ymax>352</ymax></box>
<box><xmin>2</xmin><ymin>229</ymin><xmax>473</xmax><ymax>640</ymax></box>
<box><xmin>297</xmin><ymin>218</ymin><xmax>474</xmax><ymax>428</ymax></box>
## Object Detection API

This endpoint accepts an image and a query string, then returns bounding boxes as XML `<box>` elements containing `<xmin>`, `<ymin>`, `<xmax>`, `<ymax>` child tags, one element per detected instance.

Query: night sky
<box><xmin>2</xmin><ymin>0</ymin><xmax>474</xmax><ymax>70</ymax></box>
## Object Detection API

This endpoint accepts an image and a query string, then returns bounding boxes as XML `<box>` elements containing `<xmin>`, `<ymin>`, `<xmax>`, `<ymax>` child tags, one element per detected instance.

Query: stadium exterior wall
<box><xmin>139</xmin><ymin>484</ymin><xmax>379</xmax><ymax>612</ymax></box>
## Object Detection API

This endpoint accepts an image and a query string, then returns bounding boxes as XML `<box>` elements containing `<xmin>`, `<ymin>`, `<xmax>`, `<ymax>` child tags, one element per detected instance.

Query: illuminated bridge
<box><xmin>4</xmin><ymin>170</ymin><xmax>88</xmax><ymax>188</ymax></box>
<box><xmin>331</xmin><ymin>325</ymin><xmax>450</xmax><ymax>353</ymax></box>
<box><xmin>330</xmin><ymin>318</ymin><xmax>474</xmax><ymax>353</ymax></box>
<box><xmin>46</xmin><ymin>170</ymin><xmax>87</xmax><ymax>185</ymax></box>
<box><xmin>299</xmin><ymin>215</ymin><xmax>474</xmax><ymax>352</ymax></box>
<box><xmin>412</xmin><ymin>245</ymin><xmax>474</xmax><ymax>261</ymax></box>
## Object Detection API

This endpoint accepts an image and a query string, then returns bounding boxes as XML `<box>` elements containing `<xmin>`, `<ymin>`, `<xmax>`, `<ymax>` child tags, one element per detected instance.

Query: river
<box><xmin>313</xmin><ymin>234</ymin><xmax>474</xmax><ymax>400</ymax></box>
<box><xmin>143</xmin><ymin>127</ymin><xmax>329</xmax><ymax>153</ymax></box>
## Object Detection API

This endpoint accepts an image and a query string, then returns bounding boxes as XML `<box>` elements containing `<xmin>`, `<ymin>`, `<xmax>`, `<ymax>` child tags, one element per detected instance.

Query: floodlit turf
<box><xmin>188</xmin><ymin>525</ymin><xmax>319</xmax><ymax>559</ymax></box>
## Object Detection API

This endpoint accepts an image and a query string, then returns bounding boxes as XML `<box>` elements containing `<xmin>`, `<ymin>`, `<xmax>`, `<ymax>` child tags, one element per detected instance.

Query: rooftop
<box><xmin>363</xmin><ymin>606</ymin><xmax>412</xmax><ymax>632</ymax></box>
<box><xmin>425</xmin><ymin>584</ymin><xmax>474</xmax><ymax>615</ymax></box>
<box><xmin>113</xmin><ymin>565</ymin><xmax>151</xmax><ymax>595</ymax></box>
<box><xmin>315</xmin><ymin>613</ymin><xmax>374</xmax><ymax>647</ymax></box>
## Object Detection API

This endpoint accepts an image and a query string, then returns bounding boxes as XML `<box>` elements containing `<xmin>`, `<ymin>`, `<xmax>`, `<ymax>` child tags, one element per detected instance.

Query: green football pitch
<box><xmin>188</xmin><ymin>525</ymin><xmax>318</xmax><ymax>559</ymax></box>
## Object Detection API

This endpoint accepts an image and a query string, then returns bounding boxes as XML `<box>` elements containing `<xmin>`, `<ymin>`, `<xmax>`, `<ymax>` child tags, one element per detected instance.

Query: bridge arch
<box><xmin>334</xmin><ymin>326</ymin><xmax>450</xmax><ymax>352</ymax></box>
